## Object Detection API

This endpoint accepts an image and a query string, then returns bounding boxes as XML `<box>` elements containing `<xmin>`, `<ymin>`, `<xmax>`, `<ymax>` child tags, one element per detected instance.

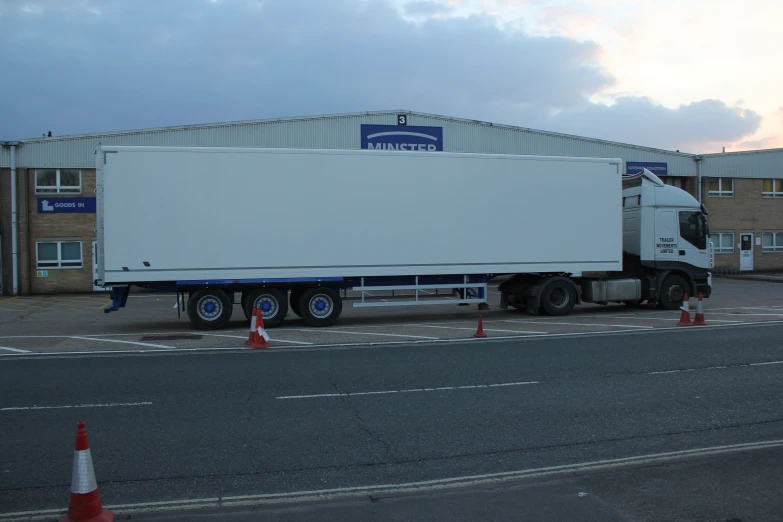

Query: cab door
<box><xmin>654</xmin><ymin>210</ymin><xmax>678</xmax><ymax>263</ymax></box>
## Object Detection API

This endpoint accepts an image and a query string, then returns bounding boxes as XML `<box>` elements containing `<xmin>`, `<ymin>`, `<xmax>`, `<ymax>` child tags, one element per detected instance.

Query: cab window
<box><xmin>679</xmin><ymin>211</ymin><xmax>707</xmax><ymax>249</ymax></box>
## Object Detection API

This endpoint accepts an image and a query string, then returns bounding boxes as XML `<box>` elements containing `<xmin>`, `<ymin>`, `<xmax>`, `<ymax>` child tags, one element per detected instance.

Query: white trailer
<box><xmin>96</xmin><ymin>146</ymin><xmax>711</xmax><ymax>329</ymax></box>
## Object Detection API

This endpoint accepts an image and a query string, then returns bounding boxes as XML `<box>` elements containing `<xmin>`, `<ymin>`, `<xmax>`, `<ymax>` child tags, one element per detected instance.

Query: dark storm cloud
<box><xmin>0</xmin><ymin>0</ymin><xmax>760</xmax><ymax>150</ymax></box>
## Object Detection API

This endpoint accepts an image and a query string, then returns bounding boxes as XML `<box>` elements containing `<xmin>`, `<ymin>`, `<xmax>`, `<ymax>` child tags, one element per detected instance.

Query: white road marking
<box><xmin>5</xmin><ymin>439</ymin><xmax>782</xmax><ymax>520</ymax></box>
<box><xmin>1</xmin><ymin>402</ymin><xmax>152</xmax><ymax>412</ymax></box>
<box><xmin>70</xmin><ymin>336</ymin><xmax>175</xmax><ymax>349</ymax></box>
<box><xmin>286</xmin><ymin>328</ymin><xmax>440</xmax><ymax>340</ymax></box>
<box><xmin>650</xmin><ymin>359</ymin><xmax>783</xmax><ymax>374</ymax></box>
<box><xmin>0</xmin><ymin>320</ymin><xmax>781</xmax><ymax>358</ymax></box>
<box><xmin>708</xmin><ymin>312</ymin><xmax>783</xmax><ymax>317</ymax></box>
<box><xmin>0</xmin><ymin>346</ymin><xmax>30</xmax><ymax>353</ymax></box>
<box><xmin>404</xmin><ymin>324</ymin><xmax>547</xmax><ymax>334</ymax></box>
<box><xmin>608</xmin><ymin>315</ymin><xmax>742</xmax><ymax>323</ymax></box>
<box><xmin>502</xmin><ymin>319</ymin><xmax>653</xmax><ymax>329</ymax></box>
<box><xmin>749</xmin><ymin>360</ymin><xmax>783</xmax><ymax>366</ymax></box>
<box><xmin>277</xmin><ymin>380</ymin><xmax>539</xmax><ymax>400</ymax></box>
<box><xmin>197</xmin><ymin>333</ymin><xmax>313</xmax><ymax>345</ymax></box>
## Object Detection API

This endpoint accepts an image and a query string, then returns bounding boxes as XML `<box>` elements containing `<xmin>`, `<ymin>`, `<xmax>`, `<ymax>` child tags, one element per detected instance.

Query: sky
<box><xmin>0</xmin><ymin>0</ymin><xmax>780</xmax><ymax>153</ymax></box>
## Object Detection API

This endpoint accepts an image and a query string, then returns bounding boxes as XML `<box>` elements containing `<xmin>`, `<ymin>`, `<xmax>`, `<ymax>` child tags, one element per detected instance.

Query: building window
<box><xmin>36</xmin><ymin>241</ymin><xmax>83</xmax><ymax>268</ymax></box>
<box><xmin>711</xmin><ymin>232</ymin><xmax>734</xmax><ymax>254</ymax></box>
<box><xmin>664</xmin><ymin>177</ymin><xmax>687</xmax><ymax>190</ymax></box>
<box><xmin>762</xmin><ymin>179</ymin><xmax>783</xmax><ymax>198</ymax></box>
<box><xmin>762</xmin><ymin>232</ymin><xmax>783</xmax><ymax>253</ymax></box>
<box><xmin>35</xmin><ymin>169</ymin><xmax>82</xmax><ymax>194</ymax></box>
<box><xmin>707</xmin><ymin>177</ymin><xmax>734</xmax><ymax>197</ymax></box>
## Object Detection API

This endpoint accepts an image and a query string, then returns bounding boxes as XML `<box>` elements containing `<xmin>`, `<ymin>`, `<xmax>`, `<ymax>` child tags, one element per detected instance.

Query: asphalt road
<box><xmin>1</xmin><ymin>323</ymin><xmax>783</xmax><ymax>520</ymax></box>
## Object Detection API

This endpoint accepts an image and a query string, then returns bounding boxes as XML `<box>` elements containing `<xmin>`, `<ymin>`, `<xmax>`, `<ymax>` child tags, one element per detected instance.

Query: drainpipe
<box><xmin>5</xmin><ymin>142</ymin><xmax>20</xmax><ymax>295</ymax></box>
<box><xmin>694</xmin><ymin>155</ymin><xmax>703</xmax><ymax>204</ymax></box>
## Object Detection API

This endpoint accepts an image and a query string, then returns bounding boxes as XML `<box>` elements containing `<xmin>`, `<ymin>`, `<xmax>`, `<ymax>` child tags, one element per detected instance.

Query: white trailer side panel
<box><xmin>99</xmin><ymin>147</ymin><xmax>622</xmax><ymax>283</ymax></box>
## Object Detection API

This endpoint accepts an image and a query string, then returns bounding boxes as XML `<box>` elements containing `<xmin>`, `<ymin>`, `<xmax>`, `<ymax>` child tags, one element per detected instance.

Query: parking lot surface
<box><xmin>0</xmin><ymin>278</ymin><xmax>781</xmax><ymax>356</ymax></box>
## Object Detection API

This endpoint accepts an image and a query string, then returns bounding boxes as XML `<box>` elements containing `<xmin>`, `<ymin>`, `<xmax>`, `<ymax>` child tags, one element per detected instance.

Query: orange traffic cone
<box><xmin>244</xmin><ymin>306</ymin><xmax>258</xmax><ymax>346</ymax></box>
<box><xmin>250</xmin><ymin>307</ymin><xmax>271</xmax><ymax>349</ymax></box>
<box><xmin>677</xmin><ymin>293</ymin><xmax>693</xmax><ymax>327</ymax></box>
<box><xmin>474</xmin><ymin>315</ymin><xmax>487</xmax><ymax>338</ymax></box>
<box><xmin>60</xmin><ymin>422</ymin><xmax>114</xmax><ymax>522</ymax></box>
<box><xmin>693</xmin><ymin>293</ymin><xmax>708</xmax><ymax>326</ymax></box>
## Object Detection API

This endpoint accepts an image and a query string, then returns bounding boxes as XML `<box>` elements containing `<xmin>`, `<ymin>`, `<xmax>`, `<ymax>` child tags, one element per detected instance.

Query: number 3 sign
<box><xmin>397</xmin><ymin>114</ymin><xmax>407</xmax><ymax>126</ymax></box>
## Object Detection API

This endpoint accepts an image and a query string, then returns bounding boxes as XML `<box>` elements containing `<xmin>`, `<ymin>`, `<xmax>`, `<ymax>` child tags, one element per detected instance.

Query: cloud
<box><xmin>531</xmin><ymin>98</ymin><xmax>761</xmax><ymax>152</ymax></box>
<box><xmin>0</xmin><ymin>0</ymin><xmax>762</xmax><ymax>152</ymax></box>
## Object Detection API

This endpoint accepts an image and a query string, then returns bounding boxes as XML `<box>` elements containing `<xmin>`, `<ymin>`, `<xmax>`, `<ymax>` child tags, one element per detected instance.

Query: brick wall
<box><xmin>27</xmin><ymin>169</ymin><xmax>97</xmax><ymax>293</ymax></box>
<box><xmin>703</xmin><ymin>178</ymin><xmax>783</xmax><ymax>271</ymax></box>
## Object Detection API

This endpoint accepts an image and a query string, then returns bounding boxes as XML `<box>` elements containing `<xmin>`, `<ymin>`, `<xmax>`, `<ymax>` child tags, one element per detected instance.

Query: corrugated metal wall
<box><xmin>0</xmin><ymin>110</ymin><xmax>706</xmax><ymax>175</ymax></box>
<box><xmin>701</xmin><ymin>149</ymin><xmax>783</xmax><ymax>178</ymax></box>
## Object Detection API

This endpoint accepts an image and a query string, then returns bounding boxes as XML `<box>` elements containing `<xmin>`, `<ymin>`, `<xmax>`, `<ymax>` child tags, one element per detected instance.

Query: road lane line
<box><xmin>649</xmin><ymin>360</ymin><xmax>783</xmax><ymax>374</ymax></box>
<box><xmin>5</xmin><ymin>439</ymin><xmax>781</xmax><ymax>520</ymax></box>
<box><xmin>198</xmin><ymin>333</ymin><xmax>313</xmax><ymax>345</ymax></box>
<box><xmin>502</xmin><ymin>319</ymin><xmax>653</xmax><ymax>329</ymax></box>
<box><xmin>286</xmin><ymin>328</ymin><xmax>439</xmax><ymax>340</ymax></box>
<box><xmin>1</xmin><ymin>402</ymin><xmax>152</xmax><ymax>412</ymax></box>
<box><xmin>0</xmin><ymin>346</ymin><xmax>30</xmax><ymax>353</ymax></box>
<box><xmin>276</xmin><ymin>380</ymin><xmax>538</xmax><ymax>400</ymax></box>
<box><xmin>609</xmin><ymin>315</ymin><xmax>742</xmax><ymax>323</ymax></box>
<box><xmin>404</xmin><ymin>324</ymin><xmax>547</xmax><ymax>334</ymax></box>
<box><xmin>704</xmin><ymin>310</ymin><xmax>783</xmax><ymax>317</ymax></box>
<box><xmin>70</xmin><ymin>336</ymin><xmax>175</xmax><ymax>349</ymax></box>
<box><xmin>1</xmin><ymin>321</ymin><xmax>781</xmax><ymax>358</ymax></box>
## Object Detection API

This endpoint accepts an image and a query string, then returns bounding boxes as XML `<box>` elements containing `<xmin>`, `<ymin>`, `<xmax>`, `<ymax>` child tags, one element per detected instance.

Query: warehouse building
<box><xmin>1</xmin><ymin>110</ymin><xmax>782</xmax><ymax>295</ymax></box>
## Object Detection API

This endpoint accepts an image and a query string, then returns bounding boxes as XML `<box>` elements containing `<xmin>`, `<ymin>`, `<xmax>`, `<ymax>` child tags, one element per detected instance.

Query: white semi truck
<box><xmin>96</xmin><ymin>146</ymin><xmax>712</xmax><ymax>329</ymax></box>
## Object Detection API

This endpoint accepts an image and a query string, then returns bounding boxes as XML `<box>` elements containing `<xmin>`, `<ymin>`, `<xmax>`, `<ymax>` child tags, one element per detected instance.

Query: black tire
<box><xmin>289</xmin><ymin>289</ymin><xmax>303</xmax><ymax>318</ymax></box>
<box><xmin>244</xmin><ymin>288</ymin><xmax>288</xmax><ymax>328</ymax></box>
<box><xmin>659</xmin><ymin>275</ymin><xmax>689</xmax><ymax>310</ymax></box>
<box><xmin>540</xmin><ymin>280</ymin><xmax>577</xmax><ymax>316</ymax></box>
<box><xmin>187</xmin><ymin>289</ymin><xmax>233</xmax><ymax>330</ymax></box>
<box><xmin>298</xmin><ymin>287</ymin><xmax>342</xmax><ymax>327</ymax></box>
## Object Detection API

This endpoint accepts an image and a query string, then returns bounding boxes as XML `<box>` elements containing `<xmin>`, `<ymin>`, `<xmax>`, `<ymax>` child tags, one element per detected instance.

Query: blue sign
<box><xmin>361</xmin><ymin>124</ymin><xmax>443</xmax><ymax>152</ymax></box>
<box><xmin>626</xmin><ymin>162</ymin><xmax>667</xmax><ymax>176</ymax></box>
<box><xmin>37</xmin><ymin>197</ymin><xmax>96</xmax><ymax>213</ymax></box>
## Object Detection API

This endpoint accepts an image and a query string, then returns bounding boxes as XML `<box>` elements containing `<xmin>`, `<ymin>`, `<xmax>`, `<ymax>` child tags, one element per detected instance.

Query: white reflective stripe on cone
<box><xmin>257</xmin><ymin>328</ymin><xmax>270</xmax><ymax>342</ymax></box>
<box><xmin>249</xmin><ymin>314</ymin><xmax>257</xmax><ymax>332</ymax></box>
<box><xmin>71</xmin><ymin>449</ymin><xmax>98</xmax><ymax>494</ymax></box>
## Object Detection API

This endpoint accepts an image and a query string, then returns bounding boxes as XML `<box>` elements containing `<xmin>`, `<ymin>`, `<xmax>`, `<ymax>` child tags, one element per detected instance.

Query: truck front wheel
<box><xmin>244</xmin><ymin>288</ymin><xmax>288</xmax><ymax>328</ymax></box>
<box><xmin>659</xmin><ymin>275</ymin><xmax>688</xmax><ymax>310</ymax></box>
<box><xmin>540</xmin><ymin>280</ymin><xmax>577</xmax><ymax>316</ymax></box>
<box><xmin>298</xmin><ymin>287</ymin><xmax>342</xmax><ymax>327</ymax></box>
<box><xmin>187</xmin><ymin>289</ymin><xmax>233</xmax><ymax>330</ymax></box>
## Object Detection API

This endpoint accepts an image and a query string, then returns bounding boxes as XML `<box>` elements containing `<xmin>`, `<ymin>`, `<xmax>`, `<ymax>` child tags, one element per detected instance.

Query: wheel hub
<box><xmin>197</xmin><ymin>296</ymin><xmax>222</xmax><ymax>321</ymax></box>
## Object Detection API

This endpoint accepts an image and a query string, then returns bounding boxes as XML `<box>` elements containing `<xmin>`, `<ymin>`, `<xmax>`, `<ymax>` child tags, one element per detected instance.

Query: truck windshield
<box><xmin>679</xmin><ymin>211</ymin><xmax>707</xmax><ymax>249</ymax></box>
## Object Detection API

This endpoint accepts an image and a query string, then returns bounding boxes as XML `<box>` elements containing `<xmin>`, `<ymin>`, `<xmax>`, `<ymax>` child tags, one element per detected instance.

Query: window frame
<box><xmin>35</xmin><ymin>169</ymin><xmax>82</xmax><ymax>195</ymax></box>
<box><xmin>36</xmin><ymin>240</ymin><xmax>84</xmax><ymax>269</ymax></box>
<box><xmin>762</xmin><ymin>231</ymin><xmax>783</xmax><ymax>253</ymax></box>
<box><xmin>711</xmin><ymin>231</ymin><xmax>735</xmax><ymax>254</ymax></box>
<box><xmin>762</xmin><ymin>179</ymin><xmax>783</xmax><ymax>198</ymax></box>
<box><xmin>707</xmin><ymin>177</ymin><xmax>734</xmax><ymax>197</ymax></box>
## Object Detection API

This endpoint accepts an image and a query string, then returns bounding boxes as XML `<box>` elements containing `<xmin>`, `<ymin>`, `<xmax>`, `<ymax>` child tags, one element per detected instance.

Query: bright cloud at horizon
<box><xmin>0</xmin><ymin>0</ymin><xmax>779</xmax><ymax>153</ymax></box>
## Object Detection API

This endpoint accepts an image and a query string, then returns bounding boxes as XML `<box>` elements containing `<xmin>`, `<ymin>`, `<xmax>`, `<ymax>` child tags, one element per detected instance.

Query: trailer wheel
<box><xmin>540</xmin><ymin>280</ymin><xmax>576</xmax><ymax>316</ymax></box>
<box><xmin>187</xmin><ymin>289</ymin><xmax>233</xmax><ymax>330</ymax></box>
<box><xmin>244</xmin><ymin>288</ymin><xmax>288</xmax><ymax>328</ymax></box>
<box><xmin>299</xmin><ymin>287</ymin><xmax>342</xmax><ymax>327</ymax></box>
<box><xmin>289</xmin><ymin>289</ymin><xmax>303</xmax><ymax>318</ymax></box>
<box><xmin>659</xmin><ymin>275</ymin><xmax>688</xmax><ymax>310</ymax></box>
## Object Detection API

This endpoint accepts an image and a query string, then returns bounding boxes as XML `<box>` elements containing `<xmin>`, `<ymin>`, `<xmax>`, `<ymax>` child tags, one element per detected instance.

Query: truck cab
<box><xmin>621</xmin><ymin>169</ymin><xmax>712</xmax><ymax>308</ymax></box>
